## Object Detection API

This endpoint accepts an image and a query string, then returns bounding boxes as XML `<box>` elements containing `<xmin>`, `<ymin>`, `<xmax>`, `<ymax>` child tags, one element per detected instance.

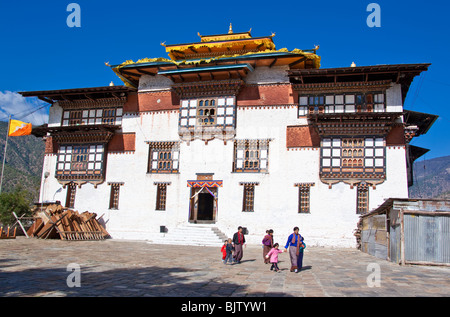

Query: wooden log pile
<box><xmin>0</xmin><ymin>226</ymin><xmax>17</xmax><ymax>239</ymax></box>
<box><xmin>27</xmin><ymin>203</ymin><xmax>109</xmax><ymax>240</ymax></box>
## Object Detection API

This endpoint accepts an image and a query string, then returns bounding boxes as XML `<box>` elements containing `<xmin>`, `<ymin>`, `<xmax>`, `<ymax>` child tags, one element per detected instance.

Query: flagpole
<box><xmin>0</xmin><ymin>115</ymin><xmax>12</xmax><ymax>194</ymax></box>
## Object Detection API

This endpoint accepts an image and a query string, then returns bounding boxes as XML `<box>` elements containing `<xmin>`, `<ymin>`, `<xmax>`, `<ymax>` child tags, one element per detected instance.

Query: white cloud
<box><xmin>0</xmin><ymin>91</ymin><xmax>49</xmax><ymax>126</ymax></box>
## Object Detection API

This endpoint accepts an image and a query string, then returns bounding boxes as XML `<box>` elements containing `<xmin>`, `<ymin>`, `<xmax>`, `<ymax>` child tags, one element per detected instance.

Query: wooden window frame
<box><xmin>108</xmin><ymin>182</ymin><xmax>123</xmax><ymax>210</ymax></box>
<box><xmin>147</xmin><ymin>142</ymin><xmax>180</xmax><ymax>174</ymax></box>
<box><xmin>197</xmin><ymin>99</ymin><xmax>217</xmax><ymax>126</ymax></box>
<box><xmin>356</xmin><ymin>184</ymin><xmax>369</xmax><ymax>214</ymax></box>
<box><xmin>240</xmin><ymin>182</ymin><xmax>259</xmax><ymax>212</ymax></box>
<box><xmin>56</xmin><ymin>144</ymin><xmax>105</xmax><ymax>178</ymax></box>
<box><xmin>320</xmin><ymin>137</ymin><xmax>385</xmax><ymax>178</ymax></box>
<box><xmin>295</xmin><ymin>183</ymin><xmax>314</xmax><ymax>213</ymax></box>
<box><xmin>65</xmin><ymin>183</ymin><xmax>77</xmax><ymax>209</ymax></box>
<box><xmin>233</xmin><ymin>139</ymin><xmax>270</xmax><ymax>173</ymax></box>
<box><xmin>179</xmin><ymin>96</ymin><xmax>236</xmax><ymax>129</ymax></box>
<box><xmin>62</xmin><ymin>107</ymin><xmax>123</xmax><ymax>126</ymax></box>
<box><xmin>154</xmin><ymin>182</ymin><xmax>171</xmax><ymax>211</ymax></box>
<box><xmin>298</xmin><ymin>92</ymin><xmax>385</xmax><ymax>117</ymax></box>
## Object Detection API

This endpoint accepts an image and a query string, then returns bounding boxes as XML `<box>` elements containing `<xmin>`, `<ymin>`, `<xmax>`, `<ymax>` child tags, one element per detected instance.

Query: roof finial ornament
<box><xmin>228</xmin><ymin>23</ymin><xmax>233</xmax><ymax>34</ymax></box>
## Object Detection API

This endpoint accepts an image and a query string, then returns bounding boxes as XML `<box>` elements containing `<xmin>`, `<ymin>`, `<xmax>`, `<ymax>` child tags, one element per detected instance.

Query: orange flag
<box><xmin>8</xmin><ymin>120</ymin><xmax>32</xmax><ymax>136</ymax></box>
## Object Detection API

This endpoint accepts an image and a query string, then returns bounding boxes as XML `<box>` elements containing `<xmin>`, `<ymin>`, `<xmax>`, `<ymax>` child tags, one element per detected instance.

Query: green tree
<box><xmin>0</xmin><ymin>186</ymin><xmax>33</xmax><ymax>226</ymax></box>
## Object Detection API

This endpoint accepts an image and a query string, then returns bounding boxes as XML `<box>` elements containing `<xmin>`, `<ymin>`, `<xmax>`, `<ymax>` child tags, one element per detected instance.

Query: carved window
<box><xmin>148</xmin><ymin>142</ymin><xmax>180</xmax><ymax>173</ymax></box>
<box><xmin>109</xmin><ymin>183</ymin><xmax>123</xmax><ymax>210</ymax></box>
<box><xmin>240</xmin><ymin>182</ymin><xmax>259</xmax><ymax>212</ymax></box>
<box><xmin>197</xmin><ymin>99</ymin><xmax>217</xmax><ymax>126</ymax></box>
<box><xmin>299</xmin><ymin>92</ymin><xmax>385</xmax><ymax>116</ymax></box>
<box><xmin>62</xmin><ymin>108</ymin><xmax>123</xmax><ymax>126</ymax></box>
<box><xmin>155</xmin><ymin>182</ymin><xmax>170</xmax><ymax>211</ymax></box>
<box><xmin>356</xmin><ymin>184</ymin><xmax>369</xmax><ymax>214</ymax></box>
<box><xmin>179</xmin><ymin>96</ymin><xmax>235</xmax><ymax>128</ymax></box>
<box><xmin>233</xmin><ymin>140</ymin><xmax>269</xmax><ymax>173</ymax></box>
<box><xmin>321</xmin><ymin>137</ymin><xmax>385</xmax><ymax>178</ymax></box>
<box><xmin>56</xmin><ymin>144</ymin><xmax>105</xmax><ymax>178</ymax></box>
<box><xmin>295</xmin><ymin>183</ymin><xmax>314</xmax><ymax>213</ymax></box>
<box><xmin>65</xmin><ymin>183</ymin><xmax>77</xmax><ymax>208</ymax></box>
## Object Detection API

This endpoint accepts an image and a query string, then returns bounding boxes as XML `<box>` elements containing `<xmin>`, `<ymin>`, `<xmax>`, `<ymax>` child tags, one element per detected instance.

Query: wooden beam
<box><xmin>38</xmin><ymin>96</ymin><xmax>54</xmax><ymax>104</ymax></box>
<box><xmin>120</xmin><ymin>69</ymin><xmax>140</xmax><ymax>78</ymax></box>
<box><xmin>289</xmin><ymin>57</ymin><xmax>307</xmax><ymax>67</ymax></box>
<box><xmin>269</xmin><ymin>58</ymin><xmax>278</xmax><ymax>68</ymax></box>
<box><xmin>137</xmin><ymin>69</ymin><xmax>156</xmax><ymax>76</ymax></box>
<box><xmin>84</xmin><ymin>94</ymin><xmax>97</xmax><ymax>102</ymax></box>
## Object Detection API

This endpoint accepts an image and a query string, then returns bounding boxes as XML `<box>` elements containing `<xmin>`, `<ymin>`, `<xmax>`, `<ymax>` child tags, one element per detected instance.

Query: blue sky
<box><xmin>0</xmin><ymin>0</ymin><xmax>448</xmax><ymax>159</ymax></box>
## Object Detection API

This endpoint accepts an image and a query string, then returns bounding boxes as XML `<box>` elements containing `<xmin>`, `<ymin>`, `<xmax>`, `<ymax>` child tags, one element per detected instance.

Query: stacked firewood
<box><xmin>27</xmin><ymin>203</ymin><xmax>109</xmax><ymax>240</ymax></box>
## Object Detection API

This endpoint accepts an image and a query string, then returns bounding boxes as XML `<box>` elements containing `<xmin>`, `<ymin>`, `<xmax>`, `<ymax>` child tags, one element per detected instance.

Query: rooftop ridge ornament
<box><xmin>228</xmin><ymin>23</ymin><xmax>233</xmax><ymax>34</ymax></box>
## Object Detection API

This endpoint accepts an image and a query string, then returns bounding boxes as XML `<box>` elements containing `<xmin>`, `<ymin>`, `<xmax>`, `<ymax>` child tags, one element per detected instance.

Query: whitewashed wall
<box><xmin>38</xmin><ymin>68</ymin><xmax>410</xmax><ymax>248</ymax></box>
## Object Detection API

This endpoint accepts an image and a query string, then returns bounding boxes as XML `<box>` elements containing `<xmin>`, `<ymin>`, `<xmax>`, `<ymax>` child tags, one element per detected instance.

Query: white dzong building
<box><xmin>21</xmin><ymin>28</ymin><xmax>437</xmax><ymax>247</ymax></box>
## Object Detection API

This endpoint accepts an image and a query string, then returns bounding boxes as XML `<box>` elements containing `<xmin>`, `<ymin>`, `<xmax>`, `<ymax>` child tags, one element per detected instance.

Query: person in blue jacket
<box><xmin>284</xmin><ymin>227</ymin><xmax>305</xmax><ymax>273</ymax></box>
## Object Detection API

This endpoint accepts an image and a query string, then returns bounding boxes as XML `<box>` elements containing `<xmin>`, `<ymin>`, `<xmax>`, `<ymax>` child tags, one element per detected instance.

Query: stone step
<box><xmin>149</xmin><ymin>225</ymin><xmax>228</xmax><ymax>247</ymax></box>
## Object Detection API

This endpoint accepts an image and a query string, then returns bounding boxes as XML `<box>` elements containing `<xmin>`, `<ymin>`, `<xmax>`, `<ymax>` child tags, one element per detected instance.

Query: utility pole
<box><xmin>0</xmin><ymin>115</ymin><xmax>12</xmax><ymax>194</ymax></box>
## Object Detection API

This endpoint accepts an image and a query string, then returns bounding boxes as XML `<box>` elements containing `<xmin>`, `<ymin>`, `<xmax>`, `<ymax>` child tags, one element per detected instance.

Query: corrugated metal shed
<box><xmin>358</xmin><ymin>198</ymin><xmax>450</xmax><ymax>266</ymax></box>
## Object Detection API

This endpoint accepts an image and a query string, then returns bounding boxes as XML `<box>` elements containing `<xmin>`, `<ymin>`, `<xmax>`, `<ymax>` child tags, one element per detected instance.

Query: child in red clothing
<box><xmin>265</xmin><ymin>243</ymin><xmax>285</xmax><ymax>272</ymax></box>
<box><xmin>221</xmin><ymin>240</ymin><xmax>228</xmax><ymax>262</ymax></box>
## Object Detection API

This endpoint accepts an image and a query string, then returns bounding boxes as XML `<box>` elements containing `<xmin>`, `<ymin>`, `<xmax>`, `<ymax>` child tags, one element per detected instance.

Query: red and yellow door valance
<box><xmin>187</xmin><ymin>180</ymin><xmax>223</xmax><ymax>188</ymax></box>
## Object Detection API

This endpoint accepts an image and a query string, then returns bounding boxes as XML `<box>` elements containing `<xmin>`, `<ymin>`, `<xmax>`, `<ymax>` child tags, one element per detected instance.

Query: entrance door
<box><xmin>189</xmin><ymin>187</ymin><xmax>218</xmax><ymax>223</ymax></box>
<box><xmin>197</xmin><ymin>193</ymin><xmax>214</xmax><ymax>221</ymax></box>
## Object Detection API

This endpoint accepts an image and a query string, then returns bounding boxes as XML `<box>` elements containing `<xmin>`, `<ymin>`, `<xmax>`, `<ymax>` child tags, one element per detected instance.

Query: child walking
<box><xmin>265</xmin><ymin>243</ymin><xmax>285</xmax><ymax>272</ymax></box>
<box><xmin>224</xmin><ymin>238</ymin><xmax>234</xmax><ymax>264</ymax></box>
<box><xmin>221</xmin><ymin>240</ymin><xmax>228</xmax><ymax>262</ymax></box>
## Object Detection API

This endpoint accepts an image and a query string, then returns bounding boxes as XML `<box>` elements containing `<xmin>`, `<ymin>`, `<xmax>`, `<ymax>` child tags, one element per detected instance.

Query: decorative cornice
<box><xmin>53</xmin><ymin>130</ymin><xmax>114</xmax><ymax>144</ymax></box>
<box><xmin>293</xmin><ymin>80</ymin><xmax>392</xmax><ymax>93</ymax></box>
<box><xmin>59</xmin><ymin>97</ymin><xmax>127</xmax><ymax>109</ymax></box>
<box><xmin>172</xmin><ymin>79</ymin><xmax>243</xmax><ymax>98</ymax></box>
<box><xmin>294</xmin><ymin>182</ymin><xmax>315</xmax><ymax>188</ymax></box>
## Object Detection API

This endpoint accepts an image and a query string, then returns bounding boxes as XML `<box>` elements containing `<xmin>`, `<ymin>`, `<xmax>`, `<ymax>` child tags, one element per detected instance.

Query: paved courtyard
<box><xmin>0</xmin><ymin>237</ymin><xmax>449</xmax><ymax>297</ymax></box>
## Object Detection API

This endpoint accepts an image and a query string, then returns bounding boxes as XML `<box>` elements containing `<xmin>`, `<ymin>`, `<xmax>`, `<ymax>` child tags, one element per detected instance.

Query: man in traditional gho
<box><xmin>284</xmin><ymin>226</ymin><xmax>305</xmax><ymax>273</ymax></box>
<box><xmin>232</xmin><ymin>226</ymin><xmax>246</xmax><ymax>263</ymax></box>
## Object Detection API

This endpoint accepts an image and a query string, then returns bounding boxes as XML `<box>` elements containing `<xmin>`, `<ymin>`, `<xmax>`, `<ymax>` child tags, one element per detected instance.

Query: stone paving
<box><xmin>0</xmin><ymin>237</ymin><xmax>449</xmax><ymax>297</ymax></box>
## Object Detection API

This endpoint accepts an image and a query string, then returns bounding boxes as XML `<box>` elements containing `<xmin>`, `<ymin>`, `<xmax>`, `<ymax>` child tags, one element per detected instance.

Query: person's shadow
<box><xmin>238</xmin><ymin>259</ymin><xmax>256</xmax><ymax>264</ymax></box>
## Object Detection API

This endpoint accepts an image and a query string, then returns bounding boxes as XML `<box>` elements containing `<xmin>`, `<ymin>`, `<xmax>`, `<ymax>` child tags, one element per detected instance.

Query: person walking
<box><xmin>221</xmin><ymin>240</ymin><xmax>228</xmax><ymax>262</ymax></box>
<box><xmin>297</xmin><ymin>240</ymin><xmax>306</xmax><ymax>271</ymax></box>
<box><xmin>265</xmin><ymin>243</ymin><xmax>285</xmax><ymax>272</ymax></box>
<box><xmin>262</xmin><ymin>229</ymin><xmax>274</xmax><ymax>264</ymax></box>
<box><xmin>224</xmin><ymin>238</ymin><xmax>234</xmax><ymax>265</ymax></box>
<box><xmin>284</xmin><ymin>226</ymin><xmax>304</xmax><ymax>273</ymax></box>
<box><xmin>232</xmin><ymin>226</ymin><xmax>246</xmax><ymax>264</ymax></box>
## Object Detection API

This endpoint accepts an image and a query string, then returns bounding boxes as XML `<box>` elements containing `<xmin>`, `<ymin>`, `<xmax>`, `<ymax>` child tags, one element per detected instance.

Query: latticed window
<box><xmin>148</xmin><ymin>142</ymin><xmax>180</xmax><ymax>173</ymax></box>
<box><xmin>56</xmin><ymin>144</ymin><xmax>104</xmax><ymax>178</ymax></box>
<box><xmin>298</xmin><ymin>92</ymin><xmax>385</xmax><ymax>116</ymax></box>
<box><xmin>320</xmin><ymin>137</ymin><xmax>385</xmax><ymax>178</ymax></box>
<box><xmin>155</xmin><ymin>182</ymin><xmax>170</xmax><ymax>211</ymax></box>
<box><xmin>295</xmin><ymin>183</ymin><xmax>314</xmax><ymax>213</ymax></box>
<box><xmin>102</xmin><ymin>108</ymin><xmax>118</xmax><ymax>125</ymax></box>
<box><xmin>197</xmin><ymin>99</ymin><xmax>217</xmax><ymax>126</ymax></box>
<box><xmin>233</xmin><ymin>140</ymin><xmax>270</xmax><ymax>173</ymax></box>
<box><xmin>68</xmin><ymin>110</ymin><xmax>82</xmax><ymax>125</ymax></box>
<box><xmin>62</xmin><ymin>108</ymin><xmax>123</xmax><ymax>126</ymax></box>
<box><xmin>356</xmin><ymin>184</ymin><xmax>369</xmax><ymax>214</ymax></box>
<box><xmin>240</xmin><ymin>182</ymin><xmax>258</xmax><ymax>212</ymax></box>
<box><xmin>179</xmin><ymin>96</ymin><xmax>236</xmax><ymax>128</ymax></box>
<box><xmin>65</xmin><ymin>183</ymin><xmax>77</xmax><ymax>208</ymax></box>
<box><xmin>109</xmin><ymin>183</ymin><xmax>123</xmax><ymax>210</ymax></box>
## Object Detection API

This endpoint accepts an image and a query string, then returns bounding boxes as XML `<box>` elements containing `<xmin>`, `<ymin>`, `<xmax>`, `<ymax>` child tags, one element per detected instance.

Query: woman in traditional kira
<box><xmin>284</xmin><ymin>227</ymin><xmax>305</xmax><ymax>273</ymax></box>
<box><xmin>262</xmin><ymin>229</ymin><xmax>274</xmax><ymax>264</ymax></box>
